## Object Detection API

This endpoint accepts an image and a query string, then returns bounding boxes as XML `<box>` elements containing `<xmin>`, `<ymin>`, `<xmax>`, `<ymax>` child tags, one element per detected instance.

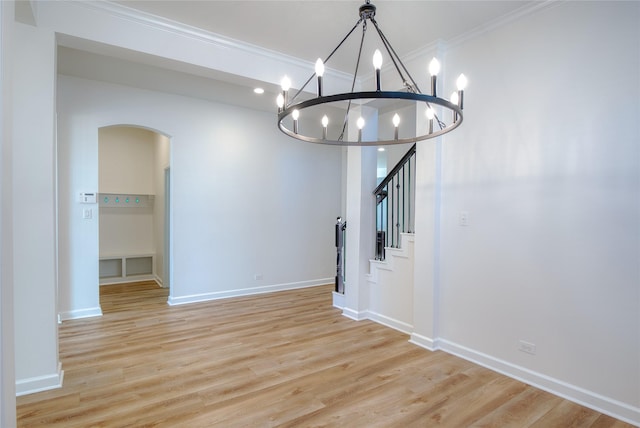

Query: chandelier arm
<box><xmin>339</xmin><ymin>21</ymin><xmax>368</xmax><ymax>141</ymax></box>
<box><xmin>289</xmin><ymin>18</ymin><xmax>363</xmax><ymax>106</ymax></box>
<box><xmin>369</xmin><ymin>18</ymin><xmax>446</xmax><ymax>131</ymax></box>
<box><xmin>369</xmin><ymin>18</ymin><xmax>411</xmax><ymax>91</ymax></box>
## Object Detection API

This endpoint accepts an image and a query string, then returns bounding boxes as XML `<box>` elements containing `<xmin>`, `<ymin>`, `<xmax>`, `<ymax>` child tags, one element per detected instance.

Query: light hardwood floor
<box><xmin>17</xmin><ymin>281</ymin><xmax>633</xmax><ymax>427</ymax></box>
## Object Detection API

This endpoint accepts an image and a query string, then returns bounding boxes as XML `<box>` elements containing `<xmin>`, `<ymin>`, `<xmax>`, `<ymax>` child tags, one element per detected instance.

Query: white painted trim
<box><xmin>167</xmin><ymin>278</ymin><xmax>332</xmax><ymax>306</ymax></box>
<box><xmin>446</xmin><ymin>0</ymin><xmax>561</xmax><ymax>50</ymax></box>
<box><xmin>99</xmin><ymin>274</ymin><xmax>156</xmax><ymax>286</ymax></box>
<box><xmin>341</xmin><ymin>307</ymin><xmax>368</xmax><ymax>321</ymax></box>
<box><xmin>332</xmin><ymin>291</ymin><xmax>345</xmax><ymax>309</ymax></box>
<box><xmin>58</xmin><ymin>306</ymin><xmax>102</xmax><ymax>321</ymax></box>
<box><xmin>438</xmin><ymin>339</ymin><xmax>640</xmax><ymax>426</ymax></box>
<box><xmin>16</xmin><ymin>362</ymin><xmax>64</xmax><ymax>396</ymax></box>
<box><xmin>72</xmin><ymin>0</ymin><xmax>354</xmax><ymax>87</ymax></box>
<box><xmin>153</xmin><ymin>275</ymin><xmax>164</xmax><ymax>287</ymax></box>
<box><xmin>367</xmin><ymin>311</ymin><xmax>413</xmax><ymax>335</ymax></box>
<box><xmin>409</xmin><ymin>333</ymin><xmax>440</xmax><ymax>352</ymax></box>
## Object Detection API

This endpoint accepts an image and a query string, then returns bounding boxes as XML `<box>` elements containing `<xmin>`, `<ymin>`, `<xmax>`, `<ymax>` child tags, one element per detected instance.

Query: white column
<box><xmin>12</xmin><ymin>22</ymin><xmax>62</xmax><ymax>395</ymax></box>
<box><xmin>410</xmin><ymin>99</ymin><xmax>442</xmax><ymax>350</ymax></box>
<box><xmin>0</xmin><ymin>0</ymin><xmax>17</xmax><ymax>424</ymax></box>
<box><xmin>343</xmin><ymin>106</ymin><xmax>377</xmax><ymax>319</ymax></box>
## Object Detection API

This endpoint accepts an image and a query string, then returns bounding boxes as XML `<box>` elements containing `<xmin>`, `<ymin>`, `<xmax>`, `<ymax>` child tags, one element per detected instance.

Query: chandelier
<box><xmin>276</xmin><ymin>0</ymin><xmax>467</xmax><ymax>146</ymax></box>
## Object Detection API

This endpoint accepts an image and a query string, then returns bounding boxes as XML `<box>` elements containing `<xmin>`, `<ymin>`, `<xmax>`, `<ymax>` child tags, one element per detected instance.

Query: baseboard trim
<box><xmin>16</xmin><ymin>362</ymin><xmax>64</xmax><ymax>396</ymax></box>
<box><xmin>167</xmin><ymin>278</ymin><xmax>332</xmax><ymax>306</ymax></box>
<box><xmin>99</xmin><ymin>274</ymin><xmax>155</xmax><ymax>286</ymax></box>
<box><xmin>341</xmin><ymin>307</ymin><xmax>368</xmax><ymax>321</ymax></box>
<box><xmin>438</xmin><ymin>339</ymin><xmax>640</xmax><ymax>426</ymax></box>
<box><xmin>367</xmin><ymin>311</ymin><xmax>413</xmax><ymax>335</ymax></box>
<box><xmin>409</xmin><ymin>333</ymin><xmax>440</xmax><ymax>352</ymax></box>
<box><xmin>59</xmin><ymin>306</ymin><xmax>103</xmax><ymax>321</ymax></box>
<box><xmin>332</xmin><ymin>291</ymin><xmax>345</xmax><ymax>309</ymax></box>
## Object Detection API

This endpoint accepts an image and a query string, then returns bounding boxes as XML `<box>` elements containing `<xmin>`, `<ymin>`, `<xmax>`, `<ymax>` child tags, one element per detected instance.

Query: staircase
<box><xmin>363</xmin><ymin>145</ymin><xmax>417</xmax><ymax>332</ymax></box>
<box><xmin>373</xmin><ymin>144</ymin><xmax>416</xmax><ymax>260</ymax></box>
<box><xmin>366</xmin><ymin>232</ymin><xmax>415</xmax><ymax>333</ymax></box>
<box><xmin>334</xmin><ymin>144</ymin><xmax>417</xmax><ymax>329</ymax></box>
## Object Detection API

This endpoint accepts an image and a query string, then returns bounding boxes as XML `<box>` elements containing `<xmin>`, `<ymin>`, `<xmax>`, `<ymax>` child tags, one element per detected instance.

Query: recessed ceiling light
<box><xmin>254</xmin><ymin>87</ymin><xmax>264</xmax><ymax>94</ymax></box>
<box><xmin>378</xmin><ymin>147</ymin><xmax>385</xmax><ymax>152</ymax></box>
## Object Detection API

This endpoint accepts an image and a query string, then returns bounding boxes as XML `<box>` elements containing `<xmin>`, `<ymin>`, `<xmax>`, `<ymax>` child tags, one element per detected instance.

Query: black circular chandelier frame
<box><xmin>276</xmin><ymin>0</ymin><xmax>466</xmax><ymax>146</ymax></box>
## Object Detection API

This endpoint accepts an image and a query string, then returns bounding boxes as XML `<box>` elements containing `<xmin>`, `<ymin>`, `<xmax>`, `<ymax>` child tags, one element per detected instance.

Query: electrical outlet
<box><xmin>459</xmin><ymin>211</ymin><xmax>469</xmax><ymax>226</ymax></box>
<box><xmin>518</xmin><ymin>340</ymin><xmax>536</xmax><ymax>355</ymax></box>
<box><xmin>254</xmin><ymin>274</ymin><xmax>263</xmax><ymax>281</ymax></box>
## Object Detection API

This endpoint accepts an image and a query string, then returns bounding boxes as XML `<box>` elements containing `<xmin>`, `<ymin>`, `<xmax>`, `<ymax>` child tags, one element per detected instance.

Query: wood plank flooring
<box><xmin>17</xmin><ymin>281</ymin><xmax>633</xmax><ymax>427</ymax></box>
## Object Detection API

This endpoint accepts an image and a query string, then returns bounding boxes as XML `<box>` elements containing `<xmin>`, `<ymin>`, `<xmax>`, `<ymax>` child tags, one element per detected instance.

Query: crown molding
<box><xmin>446</xmin><ymin>0</ymin><xmax>561</xmax><ymax>50</ymax></box>
<box><xmin>71</xmin><ymin>0</ymin><xmax>353</xmax><ymax>85</ymax></box>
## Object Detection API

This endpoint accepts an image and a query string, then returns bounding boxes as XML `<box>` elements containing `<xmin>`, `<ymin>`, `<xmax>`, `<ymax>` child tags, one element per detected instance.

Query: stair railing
<box><xmin>373</xmin><ymin>144</ymin><xmax>416</xmax><ymax>260</ymax></box>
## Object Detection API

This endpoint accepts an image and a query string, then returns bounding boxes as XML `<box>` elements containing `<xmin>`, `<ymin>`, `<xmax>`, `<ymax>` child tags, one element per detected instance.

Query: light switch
<box><xmin>83</xmin><ymin>208</ymin><xmax>92</xmax><ymax>220</ymax></box>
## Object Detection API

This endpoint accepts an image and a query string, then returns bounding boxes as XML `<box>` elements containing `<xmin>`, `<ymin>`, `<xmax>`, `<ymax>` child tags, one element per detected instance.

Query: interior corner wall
<box><xmin>436</xmin><ymin>0</ymin><xmax>639</xmax><ymax>417</ymax></box>
<box><xmin>0</xmin><ymin>0</ymin><xmax>17</xmax><ymax>423</ymax></box>
<box><xmin>12</xmin><ymin>22</ymin><xmax>61</xmax><ymax>395</ymax></box>
<box><xmin>57</xmin><ymin>74</ymin><xmax>342</xmax><ymax>312</ymax></box>
<box><xmin>153</xmin><ymin>133</ymin><xmax>170</xmax><ymax>285</ymax></box>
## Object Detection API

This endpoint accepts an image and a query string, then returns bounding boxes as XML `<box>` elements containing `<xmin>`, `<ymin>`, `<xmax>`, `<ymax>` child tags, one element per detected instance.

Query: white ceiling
<box><xmin>112</xmin><ymin>1</ymin><xmax>535</xmax><ymax>73</ymax></box>
<box><xmin>57</xmin><ymin>1</ymin><xmax>537</xmax><ymax>112</ymax></box>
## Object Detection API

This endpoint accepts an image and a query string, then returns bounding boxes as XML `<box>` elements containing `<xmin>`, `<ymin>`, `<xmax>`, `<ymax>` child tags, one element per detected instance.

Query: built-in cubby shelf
<box><xmin>99</xmin><ymin>254</ymin><xmax>155</xmax><ymax>285</ymax></box>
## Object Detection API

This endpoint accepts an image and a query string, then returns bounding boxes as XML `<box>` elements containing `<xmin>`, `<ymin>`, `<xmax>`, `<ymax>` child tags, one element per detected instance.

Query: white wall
<box><xmin>360</xmin><ymin>1</ymin><xmax>639</xmax><ymax>422</ymax></box>
<box><xmin>58</xmin><ymin>74</ymin><xmax>341</xmax><ymax>313</ymax></box>
<box><xmin>435</xmin><ymin>0</ymin><xmax>639</xmax><ymax>418</ymax></box>
<box><xmin>0</xmin><ymin>0</ymin><xmax>17</xmax><ymax>423</ymax></box>
<box><xmin>98</xmin><ymin>127</ymin><xmax>156</xmax><ymax>259</ymax></box>
<box><xmin>12</xmin><ymin>22</ymin><xmax>61</xmax><ymax>395</ymax></box>
<box><xmin>153</xmin><ymin>133</ymin><xmax>170</xmax><ymax>285</ymax></box>
<box><xmin>98</xmin><ymin>126</ymin><xmax>155</xmax><ymax>195</ymax></box>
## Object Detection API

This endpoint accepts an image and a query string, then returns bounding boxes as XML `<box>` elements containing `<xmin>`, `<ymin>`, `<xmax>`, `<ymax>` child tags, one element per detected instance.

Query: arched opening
<box><xmin>97</xmin><ymin>125</ymin><xmax>171</xmax><ymax>303</ymax></box>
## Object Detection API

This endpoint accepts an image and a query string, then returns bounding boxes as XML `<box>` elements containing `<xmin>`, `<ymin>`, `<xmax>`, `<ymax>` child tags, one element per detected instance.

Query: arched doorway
<box><xmin>97</xmin><ymin>125</ymin><xmax>171</xmax><ymax>296</ymax></box>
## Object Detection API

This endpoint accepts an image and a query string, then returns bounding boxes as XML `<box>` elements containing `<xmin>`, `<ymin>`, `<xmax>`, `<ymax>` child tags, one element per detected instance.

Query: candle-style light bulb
<box><xmin>392</xmin><ymin>113</ymin><xmax>400</xmax><ymax>140</ymax></box>
<box><xmin>426</xmin><ymin>107</ymin><xmax>435</xmax><ymax>120</ymax></box>
<box><xmin>373</xmin><ymin>50</ymin><xmax>383</xmax><ymax>70</ymax></box>
<box><xmin>276</xmin><ymin>93</ymin><xmax>284</xmax><ymax>110</ymax></box>
<box><xmin>450</xmin><ymin>92</ymin><xmax>459</xmax><ymax>122</ymax></box>
<box><xmin>356</xmin><ymin>116</ymin><xmax>365</xmax><ymax>142</ymax></box>
<box><xmin>429</xmin><ymin>57</ymin><xmax>440</xmax><ymax>97</ymax></box>
<box><xmin>429</xmin><ymin>58</ymin><xmax>441</xmax><ymax>76</ymax></box>
<box><xmin>373</xmin><ymin>49</ymin><xmax>383</xmax><ymax>91</ymax></box>
<box><xmin>315</xmin><ymin>58</ymin><xmax>325</xmax><ymax>97</ymax></box>
<box><xmin>322</xmin><ymin>115</ymin><xmax>329</xmax><ymax>139</ymax></box>
<box><xmin>450</xmin><ymin>91</ymin><xmax>459</xmax><ymax>106</ymax></box>
<box><xmin>426</xmin><ymin>107</ymin><xmax>435</xmax><ymax>134</ymax></box>
<box><xmin>456</xmin><ymin>73</ymin><xmax>467</xmax><ymax>91</ymax></box>
<box><xmin>456</xmin><ymin>73</ymin><xmax>467</xmax><ymax>110</ymax></box>
<box><xmin>281</xmin><ymin>75</ymin><xmax>291</xmax><ymax>105</ymax></box>
<box><xmin>281</xmin><ymin>75</ymin><xmax>291</xmax><ymax>92</ymax></box>
<box><xmin>315</xmin><ymin>58</ymin><xmax>325</xmax><ymax>77</ymax></box>
<box><xmin>292</xmin><ymin>109</ymin><xmax>300</xmax><ymax>134</ymax></box>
